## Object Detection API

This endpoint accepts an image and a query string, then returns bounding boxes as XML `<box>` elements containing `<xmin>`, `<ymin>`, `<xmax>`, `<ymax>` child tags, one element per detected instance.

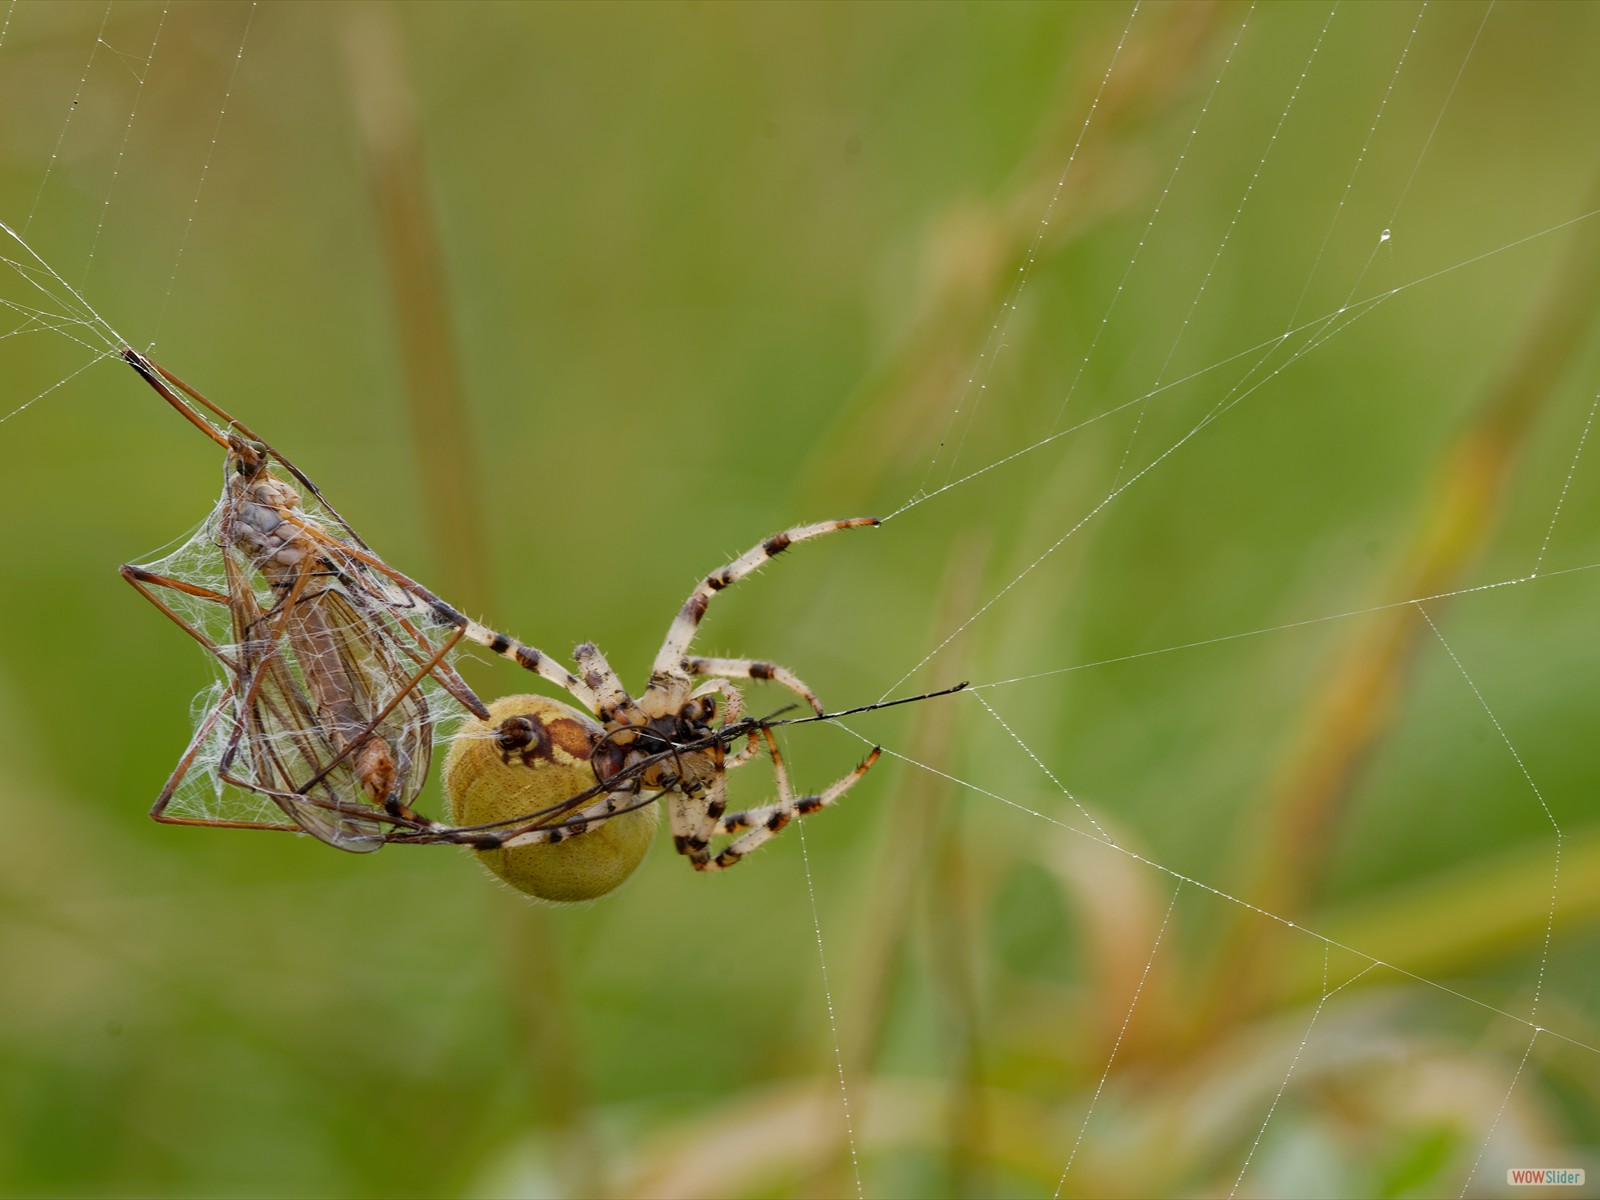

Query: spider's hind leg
<box><xmin>692</xmin><ymin>729</ymin><xmax>881</xmax><ymax>872</ymax></box>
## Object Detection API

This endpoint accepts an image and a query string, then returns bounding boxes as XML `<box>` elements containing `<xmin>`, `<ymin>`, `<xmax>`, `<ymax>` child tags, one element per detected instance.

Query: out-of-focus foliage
<box><xmin>1</xmin><ymin>3</ymin><xmax>1598</xmax><ymax>1197</ymax></box>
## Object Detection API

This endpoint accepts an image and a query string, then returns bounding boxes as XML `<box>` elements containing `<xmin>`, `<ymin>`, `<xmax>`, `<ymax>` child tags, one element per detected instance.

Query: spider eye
<box><xmin>229</xmin><ymin>438</ymin><xmax>270</xmax><ymax>478</ymax></box>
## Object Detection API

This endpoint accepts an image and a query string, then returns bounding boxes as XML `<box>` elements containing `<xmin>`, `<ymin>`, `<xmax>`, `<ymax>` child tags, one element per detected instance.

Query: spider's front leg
<box><xmin>572</xmin><ymin>642</ymin><xmax>643</xmax><ymax>723</ymax></box>
<box><xmin>686</xmin><ymin>656</ymin><xmax>825</xmax><ymax>716</ymax></box>
<box><xmin>650</xmin><ymin>517</ymin><xmax>878</xmax><ymax>682</ymax></box>
<box><xmin>667</xmin><ymin>773</ymin><xmax>721</xmax><ymax>871</ymax></box>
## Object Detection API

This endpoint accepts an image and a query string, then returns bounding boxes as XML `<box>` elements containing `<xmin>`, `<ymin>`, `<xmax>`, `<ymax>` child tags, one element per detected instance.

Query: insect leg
<box><xmin>120</xmin><ymin>564</ymin><xmax>239</xmax><ymax>670</ymax></box>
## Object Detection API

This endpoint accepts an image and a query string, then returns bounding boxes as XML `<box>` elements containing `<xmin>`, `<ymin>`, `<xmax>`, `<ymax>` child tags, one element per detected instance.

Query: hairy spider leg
<box><xmin>700</xmin><ymin>729</ymin><xmax>882</xmax><ymax>871</ymax></box>
<box><xmin>572</xmin><ymin>641</ymin><xmax>639</xmax><ymax>722</ymax></box>
<box><xmin>648</xmin><ymin>517</ymin><xmax>880</xmax><ymax>707</ymax></box>
<box><xmin>666</xmin><ymin>678</ymin><xmax>765</xmax><ymax>865</ymax></box>
<box><xmin>688</xmin><ymin>678</ymin><xmax>761</xmax><ymax>768</ymax></box>
<box><xmin>684</xmin><ymin>656</ymin><xmax>824</xmax><ymax>715</ymax></box>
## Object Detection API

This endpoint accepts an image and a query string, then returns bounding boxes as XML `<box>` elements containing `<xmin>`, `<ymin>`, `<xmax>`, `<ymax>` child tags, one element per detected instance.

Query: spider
<box><xmin>443</xmin><ymin>515</ymin><xmax>887</xmax><ymax>879</ymax></box>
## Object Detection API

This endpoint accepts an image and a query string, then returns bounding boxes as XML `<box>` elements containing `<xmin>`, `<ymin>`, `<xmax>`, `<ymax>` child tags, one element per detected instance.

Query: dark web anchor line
<box><xmin>757</xmin><ymin>681</ymin><xmax>969</xmax><ymax>731</ymax></box>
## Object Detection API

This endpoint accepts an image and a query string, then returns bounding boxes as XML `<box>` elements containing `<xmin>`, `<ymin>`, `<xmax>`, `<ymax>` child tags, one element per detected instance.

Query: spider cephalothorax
<box><xmin>601</xmin><ymin>697</ymin><xmax>721</xmax><ymax>793</ymax></box>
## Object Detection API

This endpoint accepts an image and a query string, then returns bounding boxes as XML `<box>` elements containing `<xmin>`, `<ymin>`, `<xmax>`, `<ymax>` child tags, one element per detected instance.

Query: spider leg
<box><xmin>283</xmin><ymin>514</ymin><xmax>602</xmax><ymax>714</ymax></box>
<box><xmin>687</xmin><ymin>678</ymin><xmax>762</xmax><ymax>769</ymax></box>
<box><xmin>454</xmin><ymin>615</ymin><xmax>600</xmax><ymax>713</ymax></box>
<box><xmin>649</xmin><ymin>517</ymin><xmax>878</xmax><ymax>681</ymax></box>
<box><xmin>697</xmin><ymin>730</ymin><xmax>882</xmax><ymax>872</ymax></box>
<box><xmin>656</xmin><ymin>714</ymin><xmax>732</xmax><ymax>870</ymax></box>
<box><xmin>468</xmin><ymin>790</ymin><xmax>658</xmax><ymax>851</ymax></box>
<box><xmin>664</xmin><ymin>679</ymin><xmax>757</xmax><ymax>863</ymax></box>
<box><xmin>687</xmin><ymin>656</ymin><xmax>824</xmax><ymax>715</ymax></box>
<box><xmin>666</xmin><ymin>768</ymin><xmax>720</xmax><ymax>870</ymax></box>
<box><xmin>572</xmin><ymin>642</ymin><xmax>642</xmax><ymax>722</ymax></box>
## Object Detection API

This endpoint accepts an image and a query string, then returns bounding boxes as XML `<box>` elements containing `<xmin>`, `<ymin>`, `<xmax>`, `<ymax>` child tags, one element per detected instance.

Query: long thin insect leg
<box><xmin>120</xmin><ymin>564</ymin><xmax>239</xmax><ymax>671</ymax></box>
<box><xmin>332</xmin><ymin>578</ymin><xmax>489</xmax><ymax>719</ymax></box>
<box><xmin>121</xmin><ymin>349</ymin><xmax>229</xmax><ymax>449</ymax></box>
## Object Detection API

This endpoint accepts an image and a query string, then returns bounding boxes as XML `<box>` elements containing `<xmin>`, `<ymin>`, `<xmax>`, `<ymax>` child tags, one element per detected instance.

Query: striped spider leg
<box><xmin>714</xmin><ymin>728</ymin><xmax>882</xmax><ymax>870</ymax></box>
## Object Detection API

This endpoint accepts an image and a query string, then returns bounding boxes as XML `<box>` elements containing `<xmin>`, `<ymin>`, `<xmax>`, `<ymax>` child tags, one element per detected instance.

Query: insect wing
<box><xmin>220</xmin><ymin>550</ymin><xmax>393</xmax><ymax>852</ymax></box>
<box><xmin>285</xmin><ymin>570</ymin><xmax>437</xmax><ymax>812</ymax></box>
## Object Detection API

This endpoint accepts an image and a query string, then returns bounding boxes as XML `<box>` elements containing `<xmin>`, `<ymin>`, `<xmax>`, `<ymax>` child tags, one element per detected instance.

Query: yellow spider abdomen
<box><xmin>443</xmin><ymin>695</ymin><xmax>658</xmax><ymax>902</ymax></box>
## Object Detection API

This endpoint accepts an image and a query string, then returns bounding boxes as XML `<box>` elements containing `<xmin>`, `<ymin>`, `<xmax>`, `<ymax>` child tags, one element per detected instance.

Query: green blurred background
<box><xmin>3</xmin><ymin>2</ymin><xmax>1600</xmax><ymax>1197</ymax></box>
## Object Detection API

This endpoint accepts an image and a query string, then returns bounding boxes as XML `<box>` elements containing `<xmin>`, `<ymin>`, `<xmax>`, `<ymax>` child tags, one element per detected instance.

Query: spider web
<box><xmin>1</xmin><ymin>3</ymin><xmax>1598</xmax><ymax>1198</ymax></box>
